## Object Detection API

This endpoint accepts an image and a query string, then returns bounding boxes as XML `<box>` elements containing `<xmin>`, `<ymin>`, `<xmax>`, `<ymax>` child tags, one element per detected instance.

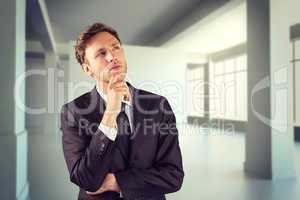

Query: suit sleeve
<box><xmin>115</xmin><ymin>97</ymin><xmax>184</xmax><ymax>199</ymax></box>
<box><xmin>60</xmin><ymin>104</ymin><xmax>116</xmax><ymax>192</ymax></box>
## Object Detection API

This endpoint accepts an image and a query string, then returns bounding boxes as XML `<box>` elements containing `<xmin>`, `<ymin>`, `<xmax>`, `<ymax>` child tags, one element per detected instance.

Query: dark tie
<box><xmin>110</xmin><ymin>103</ymin><xmax>131</xmax><ymax>172</ymax></box>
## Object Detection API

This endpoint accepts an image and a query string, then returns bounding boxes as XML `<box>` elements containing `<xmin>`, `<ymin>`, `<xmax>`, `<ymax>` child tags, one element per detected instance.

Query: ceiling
<box><xmin>27</xmin><ymin>0</ymin><xmax>229</xmax><ymax>46</ymax></box>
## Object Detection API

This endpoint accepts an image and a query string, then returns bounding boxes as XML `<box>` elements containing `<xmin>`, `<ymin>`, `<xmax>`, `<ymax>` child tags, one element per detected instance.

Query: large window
<box><xmin>209</xmin><ymin>54</ymin><xmax>247</xmax><ymax>121</ymax></box>
<box><xmin>186</xmin><ymin>44</ymin><xmax>248</xmax><ymax>123</ymax></box>
<box><xmin>186</xmin><ymin>64</ymin><xmax>207</xmax><ymax>118</ymax></box>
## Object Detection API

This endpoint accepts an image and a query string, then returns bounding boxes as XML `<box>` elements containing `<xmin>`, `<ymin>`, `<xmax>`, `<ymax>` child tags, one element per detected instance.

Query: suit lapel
<box><xmin>88</xmin><ymin>86</ymin><xmax>106</xmax><ymax>124</ymax></box>
<box><xmin>126</xmin><ymin>83</ymin><xmax>150</xmax><ymax>163</ymax></box>
<box><xmin>126</xmin><ymin>82</ymin><xmax>143</xmax><ymax>139</ymax></box>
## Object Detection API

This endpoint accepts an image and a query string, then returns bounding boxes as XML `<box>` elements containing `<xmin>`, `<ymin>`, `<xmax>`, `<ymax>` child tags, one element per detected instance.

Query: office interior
<box><xmin>1</xmin><ymin>0</ymin><xmax>300</xmax><ymax>199</ymax></box>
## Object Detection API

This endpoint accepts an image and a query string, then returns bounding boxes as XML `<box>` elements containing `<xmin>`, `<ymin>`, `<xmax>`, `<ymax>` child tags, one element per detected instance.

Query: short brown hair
<box><xmin>74</xmin><ymin>22</ymin><xmax>121</xmax><ymax>65</ymax></box>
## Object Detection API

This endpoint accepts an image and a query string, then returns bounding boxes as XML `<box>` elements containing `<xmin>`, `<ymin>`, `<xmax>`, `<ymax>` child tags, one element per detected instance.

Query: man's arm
<box><xmin>115</xmin><ymin>97</ymin><xmax>184</xmax><ymax>199</ymax></box>
<box><xmin>60</xmin><ymin>104</ymin><xmax>116</xmax><ymax>192</ymax></box>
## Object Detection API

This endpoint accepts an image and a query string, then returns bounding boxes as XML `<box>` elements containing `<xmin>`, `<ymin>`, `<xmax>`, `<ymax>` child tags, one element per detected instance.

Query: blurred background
<box><xmin>1</xmin><ymin>0</ymin><xmax>300</xmax><ymax>199</ymax></box>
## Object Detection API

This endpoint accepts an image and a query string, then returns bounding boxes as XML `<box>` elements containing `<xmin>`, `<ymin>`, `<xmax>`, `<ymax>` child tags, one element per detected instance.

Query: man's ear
<box><xmin>82</xmin><ymin>63</ymin><xmax>94</xmax><ymax>77</ymax></box>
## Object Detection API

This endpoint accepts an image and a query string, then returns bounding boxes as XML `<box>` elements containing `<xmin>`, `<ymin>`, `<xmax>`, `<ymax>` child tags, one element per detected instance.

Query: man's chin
<box><xmin>109</xmin><ymin>71</ymin><xmax>126</xmax><ymax>79</ymax></box>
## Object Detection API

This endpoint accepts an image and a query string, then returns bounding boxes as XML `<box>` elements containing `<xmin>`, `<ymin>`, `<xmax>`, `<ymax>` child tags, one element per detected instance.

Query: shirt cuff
<box><xmin>98</xmin><ymin>123</ymin><xmax>117</xmax><ymax>141</ymax></box>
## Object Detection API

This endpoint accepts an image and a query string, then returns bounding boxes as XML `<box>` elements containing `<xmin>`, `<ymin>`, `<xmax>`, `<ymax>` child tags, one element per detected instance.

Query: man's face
<box><xmin>83</xmin><ymin>31</ymin><xmax>127</xmax><ymax>83</ymax></box>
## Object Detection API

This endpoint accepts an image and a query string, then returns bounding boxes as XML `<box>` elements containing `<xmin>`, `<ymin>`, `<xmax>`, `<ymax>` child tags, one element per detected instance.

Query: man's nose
<box><xmin>105</xmin><ymin>50</ymin><xmax>115</xmax><ymax>62</ymax></box>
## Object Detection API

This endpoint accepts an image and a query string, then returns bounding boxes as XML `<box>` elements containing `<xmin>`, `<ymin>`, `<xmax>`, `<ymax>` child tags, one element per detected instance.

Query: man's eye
<box><xmin>97</xmin><ymin>51</ymin><xmax>106</xmax><ymax>57</ymax></box>
<box><xmin>114</xmin><ymin>46</ymin><xmax>120</xmax><ymax>50</ymax></box>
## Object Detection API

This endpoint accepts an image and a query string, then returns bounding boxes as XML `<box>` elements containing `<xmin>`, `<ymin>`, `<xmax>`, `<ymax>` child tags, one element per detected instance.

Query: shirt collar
<box><xmin>96</xmin><ymin>83</ymin><xmax>132</xmax><ymax>106</ymax></box>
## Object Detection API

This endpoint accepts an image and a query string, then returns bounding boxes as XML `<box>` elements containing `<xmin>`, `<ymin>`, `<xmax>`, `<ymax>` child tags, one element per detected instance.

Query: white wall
<box><xmin>125</xmin><ymin>45</ymin><xmax>187</xmax><ymax>122</ymax></box>
<box><xmin>270</xmin><ymin>0</ymin><xmax>300</xmax><ymax>179</ymax></box>
<box><xmin>295</xmin><ymin>40</ymin><xmax>300</xmax><ymax>126</ymax></box>
<box><xmin>68</xmin><ymin>42</ymin><xmax>187</xmax><ymax>123</ymax></box>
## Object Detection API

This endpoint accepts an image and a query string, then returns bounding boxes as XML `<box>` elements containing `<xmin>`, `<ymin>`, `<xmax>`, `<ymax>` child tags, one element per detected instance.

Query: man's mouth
<box><xmin>109</xmin><ymin>65</ymin><xmax>121</xmax><ymax>72</ymax></box>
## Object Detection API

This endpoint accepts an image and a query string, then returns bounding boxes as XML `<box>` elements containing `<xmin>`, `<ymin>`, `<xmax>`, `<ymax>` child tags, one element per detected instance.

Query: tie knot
<box><xmin>117</xmin><ymin>102</ymin><xmax>127</xmax><ymax>122</ymax></box>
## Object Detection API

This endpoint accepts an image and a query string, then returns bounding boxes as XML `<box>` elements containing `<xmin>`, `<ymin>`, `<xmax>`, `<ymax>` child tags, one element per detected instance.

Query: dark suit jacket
<box><xmin>60</xmin><ymin>82</ymin><xmax>184</xmax><ymax>200</ymax></box>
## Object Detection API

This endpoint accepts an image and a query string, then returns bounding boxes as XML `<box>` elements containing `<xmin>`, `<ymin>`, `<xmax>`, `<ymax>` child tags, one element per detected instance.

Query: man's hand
<box><xmin>86</xmin><ymin>173</ymin><xmax>121</xmax><ymax>195</ymax></box>
<box><xmin>106</xmin><ymin>73</ymin><xmax>130</xmax><ymax>113</ymax></box>
<box><xmin>101</xmin><ymin>73</ymin><xmax>131</xmax><ymax>127</ymax></box>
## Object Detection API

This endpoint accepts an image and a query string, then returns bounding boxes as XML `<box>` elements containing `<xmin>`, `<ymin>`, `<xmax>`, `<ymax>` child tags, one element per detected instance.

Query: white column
<box><xmin>44</xmin><ymin>52</ymin><xmax>60</xmax><ymax>137</ymax></box>
<box><xmin>0</xmin><ymin>0</ymin><xmax>29</xmax><ymax>199</ymax></box>
<box><xmin>245</xmin><ymin>0</ymin><xmax>296</xmax><ymax>179</ymax></box>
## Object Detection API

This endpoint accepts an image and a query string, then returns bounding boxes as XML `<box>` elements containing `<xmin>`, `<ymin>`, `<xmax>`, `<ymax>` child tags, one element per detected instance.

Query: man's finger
<box><xmin>86</xmin><ymin>188</ymin><xmax>105</xmax><ymax>195</ymax></box>
<box><xmin>108</xmin><ymin>76</ymin><xmax>114</xmax><ymax>90</ymax></box>
<box><xmin>114</xmin><ymin>88</ymin><xmax>128</xmax><ymax>96</ymax></box>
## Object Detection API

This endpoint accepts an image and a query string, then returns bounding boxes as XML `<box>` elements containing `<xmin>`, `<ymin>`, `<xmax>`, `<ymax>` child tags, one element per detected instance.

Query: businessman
<box><xmin>60</xmin><ymin>22</ymin><xmax>184</xmax><ymax>200</ymax></box>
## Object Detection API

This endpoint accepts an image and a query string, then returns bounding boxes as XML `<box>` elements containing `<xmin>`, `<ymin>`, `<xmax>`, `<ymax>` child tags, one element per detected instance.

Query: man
<box><xmin>60</xmin><ymin>22</ymin><xmax>184</xmax><ymax>200</ymax></box>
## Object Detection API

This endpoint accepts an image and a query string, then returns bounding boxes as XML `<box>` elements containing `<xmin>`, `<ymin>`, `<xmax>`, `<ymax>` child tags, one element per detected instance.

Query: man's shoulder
<box><xmin>135</xmin><ymin>88</ymin><xmax>166</xmax><ymax>102</ymax></box>
<box><xmin>61</xmin><ymin>90</ymin><xmax>94</xmax><ymax>112</ymax></box>
<box><xmin>135</xmin><ymin>88</ymin><xmax>170</xmax><ymax>110</ymax></box>
<box><xmin>129</xmin><ymin>82</ymin><xmax>167</xmax><ymax>103</ymax></box>
<box><xmin>137</xmin><ymin>88</ymin><xmax>162</xmax><ymax>97</ymax></box>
